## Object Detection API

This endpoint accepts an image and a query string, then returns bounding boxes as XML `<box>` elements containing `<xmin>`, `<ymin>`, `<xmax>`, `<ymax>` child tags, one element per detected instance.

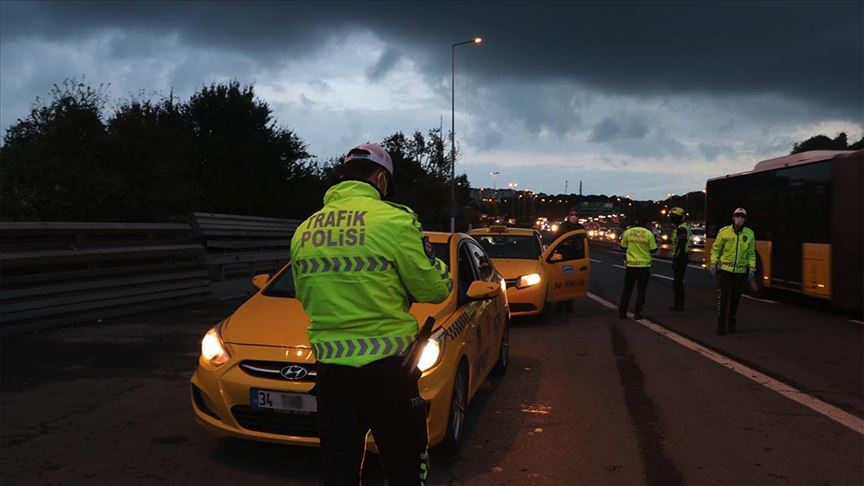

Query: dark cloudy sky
<box><xmin>2</xmin><ymin>1</ymin><xmax>862</xmax><ymax>198</ymax></box>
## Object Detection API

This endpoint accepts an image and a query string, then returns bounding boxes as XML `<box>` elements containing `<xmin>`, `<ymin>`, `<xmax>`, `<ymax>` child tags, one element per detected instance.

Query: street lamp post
<box><xmin>489</xmin><ymin>171</ymin><xmax>499</xmax><ymax>218</ymax></box>
<box><xmin>508</xmin><ymin>182</ymin><xmax>518</xmax><ymax>222</ymax></box>
<box><xmin>450</xmin><ymin>36</ymin><xmax>483</xmax><ymax>233</ymax></box>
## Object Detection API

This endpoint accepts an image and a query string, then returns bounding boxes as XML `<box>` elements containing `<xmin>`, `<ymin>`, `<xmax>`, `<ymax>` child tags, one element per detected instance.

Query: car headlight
<box><xmin>417</xmin><ymin>328</ymin><xmax>446</xmax><ymax>372</ymax></box>
<box><xmin>607</xmin><ymin>232</ymin><xmax>617</xmax><ymax>240</ymax></box>
<box><xmin>516</xmin><ymin>273</ymin><xmax>542</xmax><ymax>289</ymax></box>
<box><xmin>661</xmin><ymin>234</ymin><xmax>669</xmax><ymax>241</ymax></box>
<box><xmin>550</xmin><ymin>224</ymin><xmax>559</xmax><ymax>232</ymax></box>
<box><xmin>201</xmin><ymin>323</ymin><xmax>230</xmax><ymax>367</ymax></box>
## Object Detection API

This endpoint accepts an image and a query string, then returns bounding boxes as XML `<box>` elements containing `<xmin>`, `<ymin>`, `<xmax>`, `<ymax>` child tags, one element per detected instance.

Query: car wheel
<box><xmin>493</xmin><ymin>317</ymin><xmax>509</xmax><ymax>375</ymax></box>
<box><xmin>438</xmin><ymin>364</ymin><xmax>468</xmax><ymax>452</ymax></box>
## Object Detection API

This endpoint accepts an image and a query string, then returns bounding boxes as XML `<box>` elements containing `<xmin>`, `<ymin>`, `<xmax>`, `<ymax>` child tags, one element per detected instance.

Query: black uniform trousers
<box><xmin>716</xmin><ymin>270</ymin><xmax>747</xmax><ymax>331</ymax></box>
<box><xmin>315</xmin><ymin>355</ymin><xmax>429</xmax><ymax>486</ymax></box>
<box><xmin>672</xmin><ymin>254</ymin><xmax>688</xmax><ymax>308</ymax></box>
<box><xmin>619</xmin><ymin>267</ymin><xmax>650</xmax><ymax>316</ymax></box>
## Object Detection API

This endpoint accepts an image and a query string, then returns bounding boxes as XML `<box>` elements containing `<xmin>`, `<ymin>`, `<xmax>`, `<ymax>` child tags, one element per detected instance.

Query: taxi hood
<box><xmin>221</xmin><ymin>293</ymin><xmax>451</xmax><ymax>347</ymax></box>
<box><xmin>490</xmin><ymin>258</ymin><xmax>542</xmax><ymax>280</ymax></box>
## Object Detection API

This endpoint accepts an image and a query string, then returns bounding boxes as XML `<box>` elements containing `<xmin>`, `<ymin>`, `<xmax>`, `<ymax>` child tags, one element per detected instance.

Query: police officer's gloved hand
<box><xmin>748</xmin><ymin>269</ymin><xmax>755</xmax><ymax>281</ymax></box>
<box><xmin>709</xmin><ymin>265</ymin><xmax>717</xmax><ymax>276</ymax></box>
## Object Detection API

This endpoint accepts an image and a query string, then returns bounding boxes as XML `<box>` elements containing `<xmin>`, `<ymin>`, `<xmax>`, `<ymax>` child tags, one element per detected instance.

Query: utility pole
<box><xmin>565</xmin><ymin>180</ymin><xmax>568</xmax><ymax>194</ymax></box>
<box><xmin>579</xmin><ymin>180</ymin><xmax>583</xmax><ymax>196</ymax></box>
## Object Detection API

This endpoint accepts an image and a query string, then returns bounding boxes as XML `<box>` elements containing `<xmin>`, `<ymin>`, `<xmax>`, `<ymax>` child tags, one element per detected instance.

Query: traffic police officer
<box><xmin>618</xmin><ymin>219</ymin><xmax>658</xmax><ymax>319</ymax></box>
<box><xmin>709</xmin><ymin>207</ymin><xmax>756</xmax><ymax>335</ymax></box>
<box><xmin>291</xmin><ymin>143</ymin><xmax>452</xmax><ymax>486</ymax></box>
<box><xmin>669</xmin><ymin>207</ymin><xmax>691</xmax><ymax>311</ymax></box>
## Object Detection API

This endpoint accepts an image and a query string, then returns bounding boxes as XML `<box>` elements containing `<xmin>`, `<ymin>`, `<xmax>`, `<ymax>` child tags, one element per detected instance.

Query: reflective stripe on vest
<box><xmin>311</xmin><ymin>335</ymin><xmax>414</xmax><ymax>360</ymax></box>
<box><xmin>294</xmin><ymin>256</ymin><xmax>394</xmax><ymax>274</ymax></box>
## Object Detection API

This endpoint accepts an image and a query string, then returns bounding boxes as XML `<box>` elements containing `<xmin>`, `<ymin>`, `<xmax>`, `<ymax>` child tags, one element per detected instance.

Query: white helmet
<box><xmin>344</xmin><ymin>144</ymin><xmax>393</xmax><ymax>175</ymax></box>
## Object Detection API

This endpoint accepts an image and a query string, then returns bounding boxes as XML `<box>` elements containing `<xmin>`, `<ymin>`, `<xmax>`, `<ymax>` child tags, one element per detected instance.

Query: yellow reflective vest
<box><xmin>710</xmin><ymin>225</ymin><xmax>756</xmax><ymax>274</ymax></box>
<box><xmin>620</xmin><ymin>226</ymin><xmax>658</xmax><ymax>268</ymax></box>
<box><xmin>291</xmin><ymin>181</ymin><xmax>452</xmax><ymax>367</ymax></box>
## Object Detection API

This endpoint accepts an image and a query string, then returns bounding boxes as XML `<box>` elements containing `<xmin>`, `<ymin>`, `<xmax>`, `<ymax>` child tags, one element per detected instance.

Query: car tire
<box><xmin>493</xmin><ymin>317</ymin><xmax>509</xmax><ymax>375</ymax></box>
<box><xmin>438</xmin><ymin>364</ymin><xmax>468</xmax><ymax>453</ymax></box>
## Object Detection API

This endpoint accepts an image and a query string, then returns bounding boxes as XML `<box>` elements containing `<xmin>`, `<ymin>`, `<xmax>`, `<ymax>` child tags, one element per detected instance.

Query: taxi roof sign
<box><xmin>489</xmin><ymin>225</ymin><xmax>508</xmax><ymax>233</ymax></box>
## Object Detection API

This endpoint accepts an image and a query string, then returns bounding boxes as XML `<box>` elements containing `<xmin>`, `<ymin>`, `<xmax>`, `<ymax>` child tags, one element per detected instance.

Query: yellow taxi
<box><xmin>468</xmin><ymin>226</ymin><xmax>591</xmax><ymax>316</ymax></box>
<box><xmin>191</xmin><ymin>232</ymin><xmax>509</xmax><ymax>452</ymax></box>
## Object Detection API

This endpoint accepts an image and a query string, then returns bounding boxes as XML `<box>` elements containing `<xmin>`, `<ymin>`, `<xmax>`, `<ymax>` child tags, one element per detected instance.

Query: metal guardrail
<box><xmin>189</xmin><ymin>212</ymin><xmax>300</xmax><ymax>299</ymax></box>
<box><xmin>0</xmin><ymin>222</ymin><xmax>209</xmax><ymax>335</ymax></box>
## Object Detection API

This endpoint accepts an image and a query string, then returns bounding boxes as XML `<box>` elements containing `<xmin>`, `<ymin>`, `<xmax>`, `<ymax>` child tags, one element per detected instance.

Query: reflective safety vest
<box><xmin>291</xmin><ymin>180</ymin><xmax>452</xmax><ymax>367</ymax></box>
<box><xmin>710</xmin><ymin>225</ymin><xmax>756</xmax><ymax>274</ymax></box>
<box><xmin>671</xmin><ymin>222</ymin><xmax>692</xmax><ymax>257</ymax></box>
<box><xmin>620</xmin><ymin>226</ymin><xmax>658</xmax><ymax>268</ymax></box>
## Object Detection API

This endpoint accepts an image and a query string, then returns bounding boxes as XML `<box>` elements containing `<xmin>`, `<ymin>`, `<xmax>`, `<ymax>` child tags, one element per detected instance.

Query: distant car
<box><xmin>191</xmin><ymin>231</ymin><xmax>509</xmax><ymax>452</ymax></box>
<box><xmin>469</xmin><ymin>225</ymin><xmax>591</xmax><ymax>317</ymax></box>
<box><xmin>690</xmin><ymin>227</ymin><xmax>706</xmax><ymax>247</ymax></box>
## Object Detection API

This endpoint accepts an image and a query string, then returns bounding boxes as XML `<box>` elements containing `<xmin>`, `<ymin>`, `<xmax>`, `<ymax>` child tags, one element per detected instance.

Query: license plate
<box><xmin>251</xmin><ymin>389</ymin><xmax>317</xmax><ymax>413</ymax></box>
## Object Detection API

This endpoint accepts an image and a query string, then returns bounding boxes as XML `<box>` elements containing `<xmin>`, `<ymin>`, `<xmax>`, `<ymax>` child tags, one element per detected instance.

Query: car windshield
<box><xmin>475</xmin><ymin>235</ymin><xmax>541</xmax><ymax>259</ymax></box>
<box><xmin>691</xmin><ymin>228</ymin><xmax>706</xmax><ymax>236</ymax></box>
<box><xmin>262</xmin><ymin>240</ymin><xmax>451</xmax><ymax>299</ymax></box>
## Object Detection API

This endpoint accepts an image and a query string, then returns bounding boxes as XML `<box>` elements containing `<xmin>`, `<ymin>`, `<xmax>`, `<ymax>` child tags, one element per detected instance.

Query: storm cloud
<box><xmin>1</xmin><ymin>1</ymin><xmax>862</xmax><ymax>197</ymax></box>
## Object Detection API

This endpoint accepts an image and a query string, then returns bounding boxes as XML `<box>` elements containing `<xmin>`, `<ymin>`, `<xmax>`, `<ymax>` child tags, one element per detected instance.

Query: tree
<box><xmin>791</xmin><ymin>132</ymin><xmax>858</xmax><ymax>154</ymax></box>
<box><xmin>0</xmin><ymin>79</ymin><xmax>114</xmax><ymax>221</ymax></box>
<box><xmin>106</xmin><ymin>94</ymin><xmax>200</xmax><ymax>221</ymax></box>
<box><xmin>186</xmin><ymin>81</ymin><xmax>312</xmax><ymax>217</ymax></box>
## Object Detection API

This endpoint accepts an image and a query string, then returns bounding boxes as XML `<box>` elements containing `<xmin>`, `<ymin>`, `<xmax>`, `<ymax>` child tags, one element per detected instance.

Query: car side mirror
<box><xmin>466</xmin><ymin>280</ymin><xmax>501</xmax><ymax>301</ymax></box>
<box><xmin>252</xmin><ymin>273</ymin><xmax>270</xmax><ymax>290</ymax></box>
<box><xmin>549</xmin><ymin>253</ymin><xmax>563</xmax><ymax>262</ymax></box>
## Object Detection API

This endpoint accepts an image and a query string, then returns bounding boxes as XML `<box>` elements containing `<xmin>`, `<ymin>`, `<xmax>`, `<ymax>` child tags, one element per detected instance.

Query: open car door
<box><xmin>541</xmin><ymin>230</ymin><xmax>590</xmax><ymax>303</ymax></box>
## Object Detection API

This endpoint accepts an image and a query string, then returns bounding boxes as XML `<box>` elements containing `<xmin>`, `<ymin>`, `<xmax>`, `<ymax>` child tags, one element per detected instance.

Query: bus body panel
<box><xmin>831</xmin><ymin>151</ymin><xmax>863</xmax><ymax>312</ymax></box>
<box><xmin>705</xmin><ymin>150</ymin><xmax>862</xmax><ymax>312</ymax></box>
<box><xmin>802</xmin><ymin>243</ymin><xmax>831</xmax><ymax>299</ymax></box>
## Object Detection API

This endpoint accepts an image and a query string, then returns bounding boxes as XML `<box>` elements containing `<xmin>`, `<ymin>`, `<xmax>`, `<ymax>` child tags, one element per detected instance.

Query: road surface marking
<box><xmin>590</xmin><ymin>258</ymin><xmax>603</xmax><ymax>263</ymax></box>
<box><xmin>587</xmin><ymin>292</ymin><xmax>864</xmax><ymax>436</ymax></box>
<box><xmin>651</xmin><ymin>274</ymin><xmax>674</xmax><ymax>281</ymax></box>
<box><xmin>593</xmin><ymin>248</ymin><xmax>704</xmax><ymax>269</ymax></box>
<box><xmin>612</xmin><ymin>264</ymin><xmax>626</xmax><ymax>270</ymax></box>
<box><xmin>742</xmin><ymin>294</ymin><xmax>778</xmax><ymax>304</ymax></box>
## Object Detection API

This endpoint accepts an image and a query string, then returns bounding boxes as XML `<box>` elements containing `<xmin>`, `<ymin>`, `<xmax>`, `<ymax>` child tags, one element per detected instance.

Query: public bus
<box><xmin>705</xmin><ymin>150</ymin><xmax>863</xmax><ymax>313</ymax></box>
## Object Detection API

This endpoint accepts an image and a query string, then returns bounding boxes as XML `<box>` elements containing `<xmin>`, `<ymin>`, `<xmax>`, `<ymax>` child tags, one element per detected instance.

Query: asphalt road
<box><xmin>588</xmin><ymin>244</ymin><xmax>864</xmax><ymax>418</ymax></box>
<box><xmin>2</xmin><ymin>262</ymin><xmax>862</xmax><ymax>485</ymax></box>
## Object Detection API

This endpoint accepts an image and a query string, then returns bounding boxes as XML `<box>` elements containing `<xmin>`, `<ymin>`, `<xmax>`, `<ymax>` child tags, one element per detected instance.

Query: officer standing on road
<box><xmin>618</xmin><ymin>219</ymin><xmax>658</xmax><ymax>320</ymax></box>
<box><xmin>554</xmin><ymin>207</ymin><xmax>586</xmax><ymax>313</ymax></box>
<box><xmin>291</xmin><ymin>143</ymin><xmax>452</xmax><ymax>486</ymax></box>
<box><xmin>669</xmin><ymin>207</ymin><xmax>691</xmax><ymax>311</ymax></box>
<box><xmin>709</xmin><ymin>207</ymin><xmax>756</xmax><ymax>335</ymax></box>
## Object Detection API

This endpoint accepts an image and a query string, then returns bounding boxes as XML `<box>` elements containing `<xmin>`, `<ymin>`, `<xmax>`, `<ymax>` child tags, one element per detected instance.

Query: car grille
<box><xmin>509</xmin><ymin>303</ymin><xmax>538</xmax><ymax>313</ymax></box>
<box><xmin>232</xmin><ymin>405</ymin><xmax>319</xmax><ymax>437</ymax></box>
<box><xmin>239</xmin><ymin>360</ymin><xmax>317</xmax><ymax>382</ymax></box>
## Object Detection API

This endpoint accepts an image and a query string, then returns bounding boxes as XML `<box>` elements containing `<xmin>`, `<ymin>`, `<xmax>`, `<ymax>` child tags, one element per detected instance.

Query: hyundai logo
<box><xmin>279</xmin><ymin>365</ymin><xmax>309</xmax><ymax>380</ymax></box>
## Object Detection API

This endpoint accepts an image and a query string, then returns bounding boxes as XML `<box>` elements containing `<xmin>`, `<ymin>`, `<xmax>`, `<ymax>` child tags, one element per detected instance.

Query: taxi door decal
<box><xmin>542</xmin><ymin>230</ymin><xmax>590</xmax><ymax>303</ymax></box>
